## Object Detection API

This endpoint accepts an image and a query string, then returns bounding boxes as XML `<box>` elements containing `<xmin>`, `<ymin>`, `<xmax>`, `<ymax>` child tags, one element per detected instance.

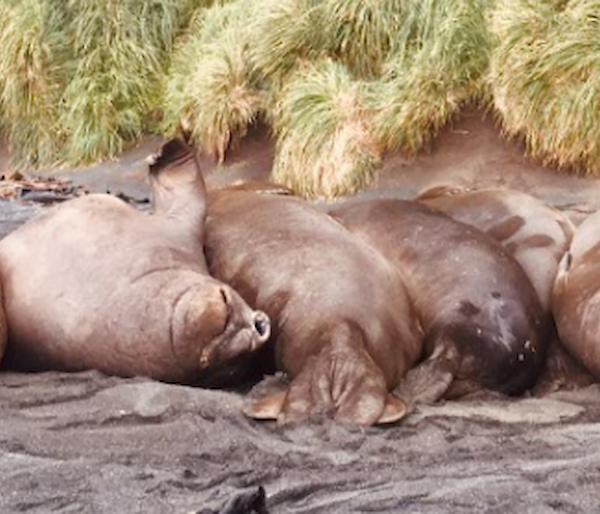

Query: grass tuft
<box><xmin>59</xmin><ymin>0</ymin><xmax>203</xmax><ymax>164</ymax></box>
<box><xmin>272</xmin><ymin>59</ymin><xmax>381</xmax><ymax>199</ymax></box>
<box><xmin>248</xmin><ymin>0</ymin><xmax>327</xmax><ymax>82</ymax></box>
<box><xmin>322</xmin><ymin>0</ymin><xmax>408</xmax><ymax>77</ymax></box>
<box><xmin>164</xmin><ymin>0</ymin><xmax>262</xmax><ymax>161</ymax></box>
<box><xmin>370</xmin><ymin>0</ymin><xmax>492</xmax><ymax>154</ymax></box>
<box><xmin>490</xmin><ymin>0</ymin><xmax>600</xmax><ymax>174</ymax></box>
<box><xmin>0</xmin><ymin>0</ymin><xmax>206</xmax><ymax>168</ymax></box>
<box><xmin>0</xmin><ymin>0</ymin><xmax>74</xmax><ymax>167</ymax></box>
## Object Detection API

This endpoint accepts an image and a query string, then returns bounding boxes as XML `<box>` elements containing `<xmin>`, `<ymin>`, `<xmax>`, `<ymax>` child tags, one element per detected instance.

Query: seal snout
<box><xmin>253</xmin><ymin>311</ymin><xmax>271</xmax><ymax>342</ymax></box>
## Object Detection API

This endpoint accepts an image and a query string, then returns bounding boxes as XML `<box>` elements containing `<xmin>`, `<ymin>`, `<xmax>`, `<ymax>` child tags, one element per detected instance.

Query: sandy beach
<box><xmin>2</xmin><ymin>111</ymin><xmax>600</xmax><ymax>513</ymax></box>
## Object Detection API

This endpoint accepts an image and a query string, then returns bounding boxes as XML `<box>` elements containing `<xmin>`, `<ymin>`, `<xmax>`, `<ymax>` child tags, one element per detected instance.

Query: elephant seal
<box><xmin>0</xmin><ymin>139</ymin><xmax>270</xmax><ymax>386</ymax></box>
<box><xmin>203</xmin><ymin>189</ymin><xmax>423</xmax><ymax>425</ymax></box>
<box><xmin>553</xmin><ymin>209</ymin><xmax>600</xmax><ymax>380</ymax></box>
<box><xmin>417</xmin><ymin>186</ymin><xmax>592</xmax><ymax>393</ymax></box>
<box><xmin>330</xmin><ymin>199</ymin><xmax>549</xmax><ymax>402</ymax></box>
<box><xmin>417</xmin><ymin>186</ymin><xmax>574</xmax><ymax>310</ymax></box>
<box><xmin>0</xmin><ymin>281</ymin><xmax>6</xmax><ymax>364</ymax></box>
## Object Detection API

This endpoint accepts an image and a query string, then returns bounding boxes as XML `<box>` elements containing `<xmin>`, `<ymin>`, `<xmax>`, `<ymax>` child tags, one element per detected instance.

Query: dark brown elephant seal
<box><xmin>417</xmin><ymin>186</ymin><xmax>592</xmax><ymax>393</ymax></box>
<box><xmin>204</xmin><ymin>189</ymin><xmax>423</xmax><ymax>426</ymax></box>
<box><xmin>0</xmin><ymin>139</ymin><xmax>270</xmax><ymax>386</ymax></box>
<box><xmin>553</xmin><ymin>209</ymin><xmax>600</xmax><ymax>380</ymax></box>
<box><xmin>330</xmin><ymin>199</ymin><xmax>549</xmax><ymax>402</ymax></box>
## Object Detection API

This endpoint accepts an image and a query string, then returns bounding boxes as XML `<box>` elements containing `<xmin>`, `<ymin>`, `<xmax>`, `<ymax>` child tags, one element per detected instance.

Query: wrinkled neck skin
<box><xmin>150</xmin><ymin>152</ymin><xmax>207</xmax><ymax>240</ymax></box>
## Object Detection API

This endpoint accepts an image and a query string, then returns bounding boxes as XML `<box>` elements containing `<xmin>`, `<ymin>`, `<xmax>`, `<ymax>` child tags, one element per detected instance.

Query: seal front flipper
<box><xmin>394</xmin><ymin>340</ymin><xmax>460</xmax><ymax>406</ymax></box>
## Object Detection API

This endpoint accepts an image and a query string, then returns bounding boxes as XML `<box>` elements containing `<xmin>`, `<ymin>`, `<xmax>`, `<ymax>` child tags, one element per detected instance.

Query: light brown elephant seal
<box><xmin>553</xmin><ymin>209</ymin><xmax>600</xmax><ymax>380</ymax></box>
<box><xmin>330</xmin><ymin>199</ymin><xmax>549</xmax><ymax>402</ymax></box>
<box><xmin>0</xmin><ymin>139</ymin><xmax>270</xmax><ymax>386</ymax></box>
<box><xmin>417</xmin><ymin>186</ymin><xmax>592</xmax><ymax>393</ymax></box>
<box><xmin>0</xmin><ymin>281</ymin><xmax>6</xmax><ymax>364</ymax></box>
<box><xmin>417</xmin><ymin>186</ymin><xmax>574</xmax><ymax>310</ymax></box>
<box><xmin>203</xmin><ymin>189</ymin><xmax>423</xmax><ymax>426</ymax></box>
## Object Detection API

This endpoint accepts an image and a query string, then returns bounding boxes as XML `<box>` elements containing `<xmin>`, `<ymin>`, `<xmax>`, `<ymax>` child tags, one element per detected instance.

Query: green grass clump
<box><xmin>0</xmin><ymin>0</ymin><xmax>74</xmax><ymax>167</ymax></box>
<box><xmin>60</xmin><ymin>0</ymin><xmax>205</xmax><ymax>164</ymax></box>
<box><xmin>490</xmin><ymin>0</ymin><xmax>600</xmax><ymax>174</ymax></box>
<box><xmin>0</xmin><ymin>0</ymin><xmax>207</xmax><ymax>168</ymax></box>
<box><xmin>370</xmin><ymin>0</ymin><xmax>492</xmax><ymax>154</ymax></box>
<box><xmin>248</xmin><ymin>0</ymin><xmax>327</xmax><ymax>82</ymax></box>
<box><xmin>164</xmin><ymin>0</ymin><xmax>262</xmax><ymax>161</ymax></box>
<box><xmin>272</xmin><ymin>59</ymin><xmax>381</xmax><ymax>198</ymax></box>
<box><xmin>0</xmin><ymin>0</ymin><xmax>496</xmax><ymax>195</ymax></box>
<box><xmin>322</xmin><ymin>0</ymin><xmax>408</xmax><ymax>77</ymax></box>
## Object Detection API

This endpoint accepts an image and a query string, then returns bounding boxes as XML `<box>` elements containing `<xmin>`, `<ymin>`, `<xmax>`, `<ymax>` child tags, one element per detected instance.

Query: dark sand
<box><xmin>2</xmin><ymin>111</ymin><xmax>600</xmax><ymax>513</ymax></box>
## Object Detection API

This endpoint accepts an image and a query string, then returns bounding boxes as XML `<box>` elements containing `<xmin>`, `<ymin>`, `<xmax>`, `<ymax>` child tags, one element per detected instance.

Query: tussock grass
<box><xmin>164</xmin><ymin>0</ymin><xmax>262</xmax><ymax>161</ymax></box>
<box><xmin>249</xmin><ymin>0</ymin><xmax>326</xmax><ymax>82</ymax></box>
<box><xmin>490</xmin><ymin>0</ymin><xmax>600</xmax><ymax>174</ymax></box>
<box><xmin>322</xmin><ymin>0</ymin><xmax>408</xmax><ymax>77</ymax></box>
<box><xmin>272</xmin><ymin>59</ymin><xmax>381</xmax><ymax>199</ymax></box>
<box><xmin>7</xmin><ymin>0</ymin><xmax>600</xmax><ymax>193</ymax></box>
<box><xmin>0</xmin><ymin>0</ymin><xmax>207</xmax><ymax>168</ymax></box>
<box><xmin>370</xmin><ymin>0</ymin><xmax>492</xmax><ymax>154</ymax></box>
<box><xmin>0</xmin><ymin>0</ymin><xmax>74</xmax><ymax>167</ymax></box>
<box><xmin>60</xmin><ymin>0</ymin><xmax>204</xmax><ymax>164</ymax></box>
<box><xmin>248</xmin><ymin>0</ymin><xmax>492</xmax><ymax>196</ymax></box>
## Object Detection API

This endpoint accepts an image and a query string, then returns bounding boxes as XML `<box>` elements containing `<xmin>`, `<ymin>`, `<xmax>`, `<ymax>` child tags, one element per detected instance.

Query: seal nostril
<box><xmin>255</xmin><ymin>319</ymin><xmax>266</xmax><ymax>336</ymax></box>
<box><xmin>253</xmin><ymin>312</ymin><xmax>270</xmax><ymax>338</ymax></box>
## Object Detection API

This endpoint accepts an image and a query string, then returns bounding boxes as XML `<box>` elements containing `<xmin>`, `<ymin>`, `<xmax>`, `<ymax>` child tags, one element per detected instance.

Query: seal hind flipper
<box><xmin>244</xmin><ymin>335</ymin><xmax>399</xmax><ymax>426</ymax></box>
<box><xmin>244</xmin><ymin>388</ymin><xmax>408</xmax><ymax>426</ymax></box>
<box><xmin>243</xmin><ymin>391</ymin><xmax>287</xmax><ymax>420</ymax></box>
<box><xmin>375</xmin><ymin>394</ymin><xmax>408</xmax><ymax>425</ymax></box>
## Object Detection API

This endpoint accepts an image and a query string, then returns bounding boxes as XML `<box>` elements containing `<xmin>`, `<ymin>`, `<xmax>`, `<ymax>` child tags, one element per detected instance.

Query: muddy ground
<box><xmin>2</xmin><ymin>111</ymin><xmax>600</xmax><ymax>513</ymax></box>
